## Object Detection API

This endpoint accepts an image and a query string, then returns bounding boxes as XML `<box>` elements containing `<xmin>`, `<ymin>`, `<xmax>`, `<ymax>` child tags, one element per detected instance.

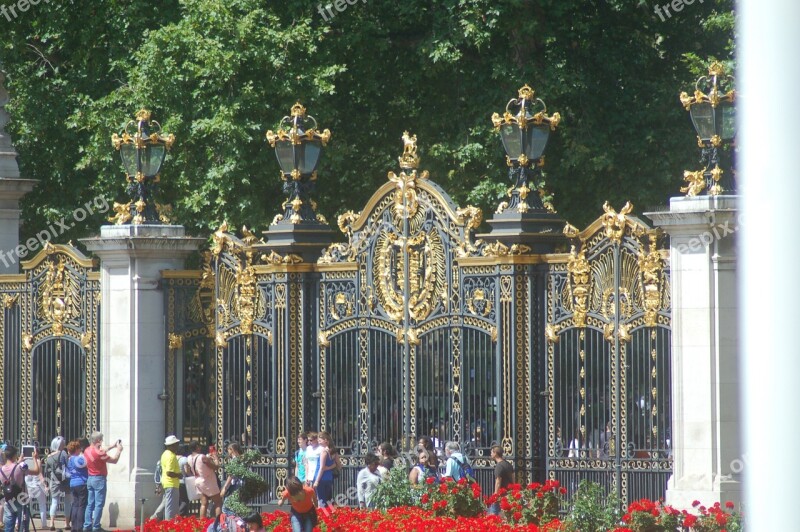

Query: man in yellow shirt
<box><xmin>160</xmin><ymin>435</ymin><xmax>183</xmax><ymax>519</ymax></box>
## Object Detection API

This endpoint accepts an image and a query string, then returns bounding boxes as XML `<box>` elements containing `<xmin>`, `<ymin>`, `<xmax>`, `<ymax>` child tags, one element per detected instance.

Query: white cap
<box><xmin>164</xmin><ymin>435</ymin><xmax>180</xmax><ymax>446</ymax></box>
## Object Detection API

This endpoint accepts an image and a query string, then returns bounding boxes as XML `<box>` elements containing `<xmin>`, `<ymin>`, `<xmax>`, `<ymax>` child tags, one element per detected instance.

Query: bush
<box><xmin>221</xmin><ymin>449</ymin><xmax>269</xmax><ymax>516</ymax></box>
<box><xmin>563</xmin><ymin>480</ymin><xmax>623</xmax><ymax>532</ymax></box>
<box><xmin>491</xmin><ymin>479</ymin><xmax>565</xmax><ymax>526</ymax></box>
<box><xmin>370</xmin><ymin>464</ymin><xmax>418</xmax><ymax>510</ymax></box>
<box><xmin>420</xmin><ymin>477</ymin><xmax>485</xmax><ymax>518</ymax></box>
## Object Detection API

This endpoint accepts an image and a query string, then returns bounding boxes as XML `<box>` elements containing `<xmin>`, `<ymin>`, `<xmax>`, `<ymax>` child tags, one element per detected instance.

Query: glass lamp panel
<box><xmin>721</xmin><ymin>103</ymin><xmax>736</xmax><ymax>140</ymax></box>
<box><xmin>119</xmin><ymin>143</ymin><xmax>137</xmax><ymax>176</ymax></box>
<box><xmin>299</xmin><ymin>140</ymin><xmax>322</xmax><ymax>175</ymax></box>
<box><xmin>689</xmin><ymin>102</ymin><xmax>716</xmax><ymax>141</ymax></box>
<box><xmin>525</xmin><ymin>125</ymin><xmax>551</xmax><ymax>160</ymax></box>
<box><xmin>499</xmin><ymin>123</ymin><xmax>522</xmax><ymax>160</ymax></box>
<box><xmin>275</xmin><ymin>140</ymin><xmax>295</xmax><ymax>174</ymax></box>
<box><xmin>141</xmin><ymin>145</ymin><xmax>166</xmax><ymax>176</ymax></box>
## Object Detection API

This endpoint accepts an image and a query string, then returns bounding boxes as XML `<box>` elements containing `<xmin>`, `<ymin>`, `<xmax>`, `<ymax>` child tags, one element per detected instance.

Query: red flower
<box><xmin>683</xmin><ymin>514</ymin><xmax>698</xmax><ymax>527</ymax></box>
<box><xmin>513</xmin><ymin>511</ymin><xmax>523</xmax><ymax>521</ymax></box>
<box><xmin>692</xmin><ymin>499</ymin><xmax>701</xmax><ymax>507</ymax></box>
<box><xmin>421</xmin><ymin>493</ymin><xmax>430</xmax><ymax>504</ymax></box>
<box><xmin>725</xmin><ymin>500</ymin><xmax>735</xmax><ymax>509</ymax></box>
<box><xmin>426</xmin><ymin>477</ymin><xmax>435</xmax><ymax>485</ymax></box>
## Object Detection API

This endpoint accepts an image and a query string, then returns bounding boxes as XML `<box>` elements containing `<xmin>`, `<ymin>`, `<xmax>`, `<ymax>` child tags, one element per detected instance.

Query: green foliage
<box><xmin>562</xmin><ymin>480</ymin><xmax>623</xmax><ymax>532</ymax></box>
<box><xmin>0</xmin><ymin>0</ymin><xmax>735</xmax><ymax>246</ymax></box>
<box><xmin>222</xmin><ymin>449</ymin><xmax>269</xmax><ymax>516</ymax></box>
<box><xmin>370</xmin><ymin>464</ymin><xmax>418</xmax><ymax>510</ymax></box>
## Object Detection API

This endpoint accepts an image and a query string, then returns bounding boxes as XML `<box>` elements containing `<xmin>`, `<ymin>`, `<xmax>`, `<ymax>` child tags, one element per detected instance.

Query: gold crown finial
<box><xmin>135</xmin><ymin>109</ymin><xmax>152</xmax><ymax>122</ymax></box>
<box><xmin>708</xmin><ymin>61</ymin><xmax>725</xmax><ymax>77</ymax></box>
<box><xmin>518</xmin><ymin>84</ymin><xmax>535</xmax><ymax>100</ymax></box>
<box><xmin>398</xmin><ymin>131</ymin><xmax>419</xmax><ymax>169</ymax></box>
<box><xmin>290</xmin><ymin>102</ymin><xmax>307</xmax><ymax>118</ymax></box>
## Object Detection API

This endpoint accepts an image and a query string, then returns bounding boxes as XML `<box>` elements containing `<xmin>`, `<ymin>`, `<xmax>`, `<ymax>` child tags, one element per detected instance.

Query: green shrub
<box><xmin>562</xmin><ymin>480</ymin><xmax>623</xmax><ymax>532</ymax></box>
<box><xmin>370</xmin><ymin>464</ymin><xmax>419</xmax><ymax>510</ymax></box>
<box><xmin>222</xmin><ymin>449</ymin><xmax>269</xmax><ymax>516</ymax></box>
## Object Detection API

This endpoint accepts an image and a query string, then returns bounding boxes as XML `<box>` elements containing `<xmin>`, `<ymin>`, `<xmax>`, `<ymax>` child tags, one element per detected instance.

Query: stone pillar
<box><xmin>647</xmin><ymin>196</ymin><xmax>741</xmax><ymax>509</ymax></box>
<box><xmin>739</xmin><ymin>1</ymin><xmax>800</xmax><ymax>528</ymax></box>
<box><xmin>81</xmin><ymin>225</ymin><xmax>203</xmax><ymax>530</ymax></box>
<box><xmin>0</xmin><ymin>70</ymin><xmax>37</xmax><ymax>274</ymax></box>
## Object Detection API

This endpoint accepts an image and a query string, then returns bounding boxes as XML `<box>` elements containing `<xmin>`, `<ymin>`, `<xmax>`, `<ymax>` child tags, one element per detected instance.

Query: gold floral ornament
<box><xmin>491</xmin><ymin>84</ymin><xmax>561</xmax><ymax>214</ymax></box>
<box><xmin>110</xmin><ymin>109</ymin><xmax>175</xmax><ymax>225</ymax></box>
<box><xmin>638</xmin><ymin>231</ymin><xmax>663</xmax><ymax>328</ymax></box>
<box><xmin>601</xmin><ymin>201</ymin><xmax>633</xmax><ymax>243</ymax></box>
<box><xmin>679</xmin><ymin>62</ymin><xmax>736</xmax><ymax>197</ymax></box>
<box><xmin>566</xmin><ymin>244</ymin><xmax>591</xmax><ymax>328</ymax></box>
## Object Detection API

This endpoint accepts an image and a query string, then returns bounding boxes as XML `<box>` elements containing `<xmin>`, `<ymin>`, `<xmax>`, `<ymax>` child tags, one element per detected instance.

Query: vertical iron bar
<box><xmin>402</xmin><ymin>190</ymin><xmax>411</xmax><ymax>449</ymax></box>
<box><xmin>613</xmin><ymin>242</ymin><xmax>622</xmax><ymax>502</ymax></box>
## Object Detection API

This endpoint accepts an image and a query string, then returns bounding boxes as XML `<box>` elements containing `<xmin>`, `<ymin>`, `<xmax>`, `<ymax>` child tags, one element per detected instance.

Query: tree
<box><xmin>0</xmin><ymin>0</ymin><xmax>735</xmax><ymax>246</ymax></box>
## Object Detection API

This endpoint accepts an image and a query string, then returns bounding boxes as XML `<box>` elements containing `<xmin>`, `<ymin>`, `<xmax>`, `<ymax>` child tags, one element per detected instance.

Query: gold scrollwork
<box><xmin>466</xmin><ymin>288</ymin><xmax>493</xmax><ymax>317</ymax></box>
<box><xmin>318</xmin><ymin>330</ymin><xmax>330</xmax><ymax>348</ymax></box>
<box><xmin>481</xmin><ymin>241</ymin><xmax>531</xmax><ymax>257</ymax></box>
<box><xmin>215</xmin><ymin>330</ymin><xmax>227</xmax><ymax>348</ymax></box>
<box><xmin>681</xmin><ymin>169</ymin><xmax>706</xmax><ymax>197</ymax></box>
<box><xmin>330</xmin><ymin>292</ymin><xmax>354</xmax><ymax>320</ymax></box>
<box><xmin>80</xmin><ymin>332</ymin><xmax>92</xmax><ymax>350</ymax></box>
<box><xmin>2</xmin><ymin>294</ymin><xmax>18</xmax><ymax>308</ymax></box>
<box><xmin>545</xmin><ymin>323</ymin><xmax>559</xmax><ymax>343</ymax></box>
<box><xmin>455</xmin><ymin>205</ymin><xmax>483</xmax><ymax>231</ymax></box>
<box><xmin>566</xmin><ymin>245</ymin><xmax>591</xmax><ymax>328</ymax></box>
<box><xmin>22</xmin><ymin>333</ymin><xmax>32</xmax><ymax>352</ymax></box>
<box><xmin>39</xmin><ymin>256</ymin><xmax>78</xmax><ymax>337</ymax></box>
<box><xmin>638</xmin><ymin>232</ymin><xmax>663</xmax><ymax>328</ymax></box>
<box><xmin>168</xmin><ymin>333</ymin><xmax>183</xmax><ymax>350</ymax></box>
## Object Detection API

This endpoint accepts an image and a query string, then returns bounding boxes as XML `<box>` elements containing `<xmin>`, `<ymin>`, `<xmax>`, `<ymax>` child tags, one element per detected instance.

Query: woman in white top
<box><xmin>303</xmin><ymin>432</ymin><xmax>322</xmax><ymax>487</ymax></box>
<box><xmin>356</xmin><ymin>454</ymin><xmax>382</xmax><ymax>508</ymax></box>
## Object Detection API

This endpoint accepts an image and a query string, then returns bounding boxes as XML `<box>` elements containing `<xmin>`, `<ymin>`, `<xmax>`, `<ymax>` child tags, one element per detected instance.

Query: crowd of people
<box><xmin>0</xmin><ymin>432</ymin><xmax>122</xmax><ymax>532</ymax></box>
<box><xmin>1</xmin><ymin>430</ymin><xmax>516</xmax><ymax>532</ymax></box>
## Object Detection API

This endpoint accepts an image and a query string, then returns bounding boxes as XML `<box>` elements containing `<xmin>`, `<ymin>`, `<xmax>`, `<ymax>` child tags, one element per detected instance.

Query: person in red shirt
<box><xmin>278</xmin><ymin>477</ymin><xmax>317</xmax><ymax>532</ymax></box>
<box><xmin>82</xmin><ymin>432</ymin><xmax>122</xmax><ymax>532</ymax></box>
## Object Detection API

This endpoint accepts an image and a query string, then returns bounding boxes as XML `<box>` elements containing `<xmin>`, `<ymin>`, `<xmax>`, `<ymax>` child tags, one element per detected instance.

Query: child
<box><xmin>278</xmin><ymin>477</ymin><xmax>318</xmax><ymax>532</ymax></box>
<box><xmin>243</xmin><ymin>513</ymin><xmax>264</xmax><ymax>532</ymax></box>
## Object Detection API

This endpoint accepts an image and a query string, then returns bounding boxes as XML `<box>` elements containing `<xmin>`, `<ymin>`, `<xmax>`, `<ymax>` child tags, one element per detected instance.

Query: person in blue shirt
<box><xmin>67</xmin><ymin>439</ymin><xmax>89</xmax><ymax>531</ymax></box>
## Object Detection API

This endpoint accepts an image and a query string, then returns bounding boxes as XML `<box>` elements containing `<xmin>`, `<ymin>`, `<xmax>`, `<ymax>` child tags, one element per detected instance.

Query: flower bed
<box><xmin>133</xmin><ymin>479</ymin><xmax>743</xmax><ymax>531</ymax></box>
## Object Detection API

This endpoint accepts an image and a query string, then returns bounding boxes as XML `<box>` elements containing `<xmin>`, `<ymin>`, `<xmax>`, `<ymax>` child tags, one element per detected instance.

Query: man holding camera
<box><xmin>1</xmin><ymin>445</ymin><xmax>41</xmax><ymax>532</ymax></box>
<box><xmin>83</xmin><ymin>432</ymin><xmax>122</xmax><ymax>532</ymax></box>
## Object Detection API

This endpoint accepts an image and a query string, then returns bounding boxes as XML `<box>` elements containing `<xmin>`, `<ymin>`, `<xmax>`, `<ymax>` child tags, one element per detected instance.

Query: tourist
<box><xmin>24</xmin><ymin>449</ymin><xmax>48</xmax><ymax>529</ymax></box>
<box><xmin>83</xmin><ymin>432</ymin><xmax>122</xmax><ymax>532</ymax></box>
<box><xmin>2</xmin><ymin>445</ymin><xmax>41</xmax><ymax>532</ymax></box>
<box><xmin>188</xmin><ymin>441</ymin><xmax>221</xmax><ymax>519</ymax></box>
<box><xmin>443</xmin><ymin>441</ymin><xmax>470</xmax><ymax>481</ymax></box>
<box><xmin>356</xmin><ymin>454</ymin><xmax>382</xmax><ymax>509</ymax></box>
<box><xmin>159</xmin><ymin>435</ymin><xmax>183</xmax><ymax>520</ymax></box>
<box><xmin>487</xmin><ymin>446</ymin><xmax>514</xmax><ymax>516</ymax></box>
<box><xmin>242</xmin><ymin>512</ymin><xmax>265</xmax><ymax>532</ymax></box>
<box><xmin>294</xmin><ymin>433</ymin><xmax>308</xmax><ymax>484</ymax></box>
<box><xmin>378</xmin><ymin>442</ymin><xmax>398</xmax><ymax>472</ymax></box>
<box><xmin>302</xmin><ymin>433</ymin><xmax>320</xmax><ymax>489</ymax></box>
<box><xmin>177</xmin><ymin>444</ymin><xmax>191</xmax><ymax>516</ymax></box>
<box><xmin>66</xmin><ymin>440</ymin><xmax>88</xmax><ymax>532</ymax></box>
<box><xmin>278</xmin><ymin>477</ymin><xmax>317</xmax><ymax>532</ymax></box>
<box><xmin>45</xmin><ymin>436</ymin><xmax>71</xmax><ymax>531</ymax></box>
<box><xmin>312</xmin><ymin>432</ymin><xmax>337</xmax><ymax>508</ymax></box>
<box><xmin>417</xmin><ymin>436</ymin><xmax>439</xmax><ymax>470</ymax></box>
<box><xmin>408</xmin><ymin>448</ymin><xmax>438</xmax><ymax>486</ymax></box>
<box><xmin>568</xmin><ymin>431</ymin><xmax>583</xmax><ymax>458</ymax></box>
<box><xmin>220</xmin><ymin>443</ymin><xmax>243</xmax><ymax>516</ymax></box>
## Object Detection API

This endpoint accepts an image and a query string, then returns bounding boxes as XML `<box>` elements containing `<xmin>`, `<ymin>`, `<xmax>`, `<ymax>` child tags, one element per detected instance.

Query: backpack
<box><xmin>154</xmin><ymin>460</ymin><xmax>162</xmax><ymax>484</ymax></box>
<box><xmin>0</xmin><ymin>464</ymin><xmax>23</xmax><ymax>502</ymax></box>
<box><xmin>455</xmin><ymin>457</ymin><xmax>476</xmax><ymax>483</ymax></box>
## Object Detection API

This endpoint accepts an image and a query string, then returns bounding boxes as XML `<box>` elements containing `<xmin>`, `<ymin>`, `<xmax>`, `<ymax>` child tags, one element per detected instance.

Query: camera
<box><xmin>21</xmin><ymin>445</ymin><xmax>35</xmax><ymax>458</ymax></box>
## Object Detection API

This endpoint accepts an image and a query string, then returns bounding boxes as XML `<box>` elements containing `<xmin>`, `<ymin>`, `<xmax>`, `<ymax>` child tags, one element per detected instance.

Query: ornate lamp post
<box><xmin>266</xmin><ymin>103</ymin><xmax>331</xmax><ymax>224</ymax></box>
<box><xmin>110</xmin><ymin>109</ymin><xmax>175</xmax><ymax>224</ymax></box>
<box><xmin>491</xmin><ymin>84</ymin><xmax>560</xmax><ymax>213</ymax></box>
<box><xmin>262</xmin><ymin>102</ymin><xmax>333</xmax><ymax>262</ymax></box>
<box><xmin>679</xmin><ymin>62</ymin><xmax>736</xmax><ymax>196</ymax></box>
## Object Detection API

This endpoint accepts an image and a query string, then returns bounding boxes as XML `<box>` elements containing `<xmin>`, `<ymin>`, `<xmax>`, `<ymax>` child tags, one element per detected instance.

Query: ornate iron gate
<box><xmin>545</xmin><ymin>203</ymin><xmax>672</xmax><ymax>505</ymax></box>
<box><xmin>0</xmin><ymin>243</ymin><xmax>100</xmax><ymax>446</ymax></box>
<box><xmin>313</xmin><ymin>139</ymin><xmax>527</xmax><ymax>496</ymax></box>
